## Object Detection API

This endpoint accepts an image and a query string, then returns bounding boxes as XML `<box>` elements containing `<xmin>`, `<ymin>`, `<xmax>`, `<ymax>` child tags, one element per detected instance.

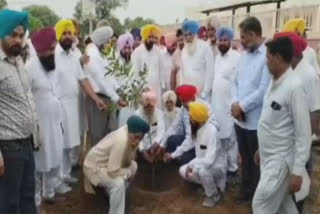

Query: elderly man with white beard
<box><xmin>206</xmin><ymin>16</ymin><xmax>221</xmax><ymax>57</ymax></box>
<box><xmin>180</xmin><ymin>20</ymin><xmax>215</xmax><ymax>102</ymax></box>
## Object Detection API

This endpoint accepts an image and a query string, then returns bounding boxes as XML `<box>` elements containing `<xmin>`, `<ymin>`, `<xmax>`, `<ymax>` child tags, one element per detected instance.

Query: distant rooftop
<box><xmin>200</xmin><ymin>0</ymin><xmax>286</xmax><ymax>15</ymax></box>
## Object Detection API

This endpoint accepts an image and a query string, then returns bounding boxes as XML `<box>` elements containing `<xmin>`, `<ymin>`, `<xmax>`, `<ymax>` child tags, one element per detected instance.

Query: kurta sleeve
<box><xmin>159</xmin><ymin>53</ymin><xmax>167</xmax><ymax>91</ymax></box>
<box><xmin>231</xmin><ymin>66</ymin><xmax>239</xmax><ymax>104</ymax></box>
<box><xmin>189</xmin><ymin>125</ymin><xmax>219</xmax><ymax>171</ymax></box>
<box><xmin>84</xmin><ymin>58</ymin><xmax>120</xmax><ymax>102</ymax></box>
<box><xmin>171</xmin><ymin>109</ymin><xmax>193</xmax><ymax>159</ymax></box>
<box><xmin>239</xmin><ymin>65</ymin><xmax>270</xmax><ymax>112</ymax></box>
<box><xmin>202</xmin><ymin>45</ymin><xmax>215</xmax><ymax>101</ymax></box>
<box><xmin>290</xmin><ymin>86</ymin><xmax>312</xmax><ymax>176</ymax></box>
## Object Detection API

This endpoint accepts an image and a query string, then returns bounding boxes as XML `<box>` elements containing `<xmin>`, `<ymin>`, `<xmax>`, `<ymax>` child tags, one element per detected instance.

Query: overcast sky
<box><xmin>8</xmin><ymin>0</ymin><xmax>200</xmax><ymax>24</ymax></box>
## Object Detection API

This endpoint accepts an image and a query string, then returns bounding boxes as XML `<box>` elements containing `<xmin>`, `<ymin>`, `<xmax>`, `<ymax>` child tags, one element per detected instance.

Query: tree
<box><xmin>124</xmin><ymin>17</ymin><xmax>156</xmax><ymax>30</ymax></box>
<box><xmin>95</xmin><ymin>0</ymin><xmax>128</xmax><ymax>20</ymax></box>
<box><xmin>29</xmin><ymin>15</ymin><xmax>44</xmax><ymax>35</ymax></box>
<box><xmin>0</xmin><ymin>0</ymin><xmax>7</xmax><ymax>9</ymax></box>
<box><xmin>23</xmin><ymin>5</ymin><xmax>60</xmax><ymax>27</ymax></box>
<box><xmin>108</xmin><ymin>16</ymin><xmax>125</xmax><ymax>36</ymax></box>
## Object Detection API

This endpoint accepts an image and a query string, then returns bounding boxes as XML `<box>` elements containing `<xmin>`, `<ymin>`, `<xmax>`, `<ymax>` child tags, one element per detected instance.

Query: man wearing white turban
<box><xmin>84</xmin><ymin>26</ymin><xmax>126</xmax><ymax>146</ymax></box>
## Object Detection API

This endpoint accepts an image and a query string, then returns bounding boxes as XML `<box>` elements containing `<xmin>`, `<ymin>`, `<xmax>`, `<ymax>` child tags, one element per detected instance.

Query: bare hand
<box><xmin>254</xmin><ymin>151</ymin><xmax>260</xmax><ymax>166</ymax></box>
<box><xmin>231</xmin><ymin>102</ymin><xmax>244</xmax><ymax>121</ymax></box>
<box><xmin>289</xmin><ymin>174</ymin><xmax>303</xmax><ymax>193</ymax></box>
<box><xmin>80</xmin><ymin>54</ymin><xmax>90</xmax><ymax>66</ymax></box>
<box><xmin>0</xmin><ymin>155</ymin><xmax>4</xmax><ymax>176</ymax></box>
<box><xmin>117</xmin><ymin>99</ymin><xmax>127</xmax><ymax>108</ymax></box>
<box><xmin>142</xmin><ymin>151</ymin><xmax>154</xmax><ymax>164</ymax></box>
<box><xmin>186</xmin><ymin>167</ymin><xmax>193</xmax><ymax>178</ymax></box>
<box><xmin>95</xmin><ymin>98</ymin><xmax>107</xmax><ymax>111</ymax></box>
<box><xmin>163</xmin><ymin>153</ymin><xmax>172</xmax><ymax>163</ymax></box>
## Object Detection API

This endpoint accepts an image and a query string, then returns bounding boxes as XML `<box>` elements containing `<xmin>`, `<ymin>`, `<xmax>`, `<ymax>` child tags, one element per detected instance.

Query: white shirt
<box><xmin>134</xmin><ymin>107</ymin><xmax>165</xmax><ymax>151</ymax></box>
<box><xmin>188</xmin><ymin>121</ymin><xmax>220</xmax><ymax>172</ymax></box>
<box><xmin>294</xmin><ymin>58</ymin><xmax>320</xmax><ymax>113</ymax></box>
<box><xmin>303</xmin><ymin>46</ymin><xmax>320</xmax><ymax>74</ymax></box>
<box><xmin>212</xmin><ymin>48</ymin><xmax>241</xmax><ymax>139</ymax></box>
<box><xmin>258</xmin><ymin>68</ymin><xmax>311</xmax><ymax>176</ymax></box>
<box><xmin>181</xmin><ymin>39</ymin><xmax>215</xmax><ymax>100</ymax></box>
<box><xmin>131</xmin><ymin>44</ymin><xmax>165</xmax><ymax>104</ymax></box>
<box><xmin>84</xmin><ymin>43</ymin><xmax>120</xmax><ymax>102</ymax></box>
<box><xmin>161</xmin><ymin>50</ymin><xmax>174</xmax><ymax>91</ymax></box>
<box><xmin>55</xmin><ymin>44</ymin><xmax>86</xmax><ymax>100</ymax></box>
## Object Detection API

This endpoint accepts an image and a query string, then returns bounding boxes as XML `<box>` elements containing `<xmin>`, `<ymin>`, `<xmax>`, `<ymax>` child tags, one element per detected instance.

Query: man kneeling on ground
<box><xmin>83</xmin><ymin>116</ymin><xmax>150</xmax><ymax>214</ymax></box>
<box><xmin>178</xmin><ymin>103</ymin><xmax>227</xmax><ymax>208</ymax></box>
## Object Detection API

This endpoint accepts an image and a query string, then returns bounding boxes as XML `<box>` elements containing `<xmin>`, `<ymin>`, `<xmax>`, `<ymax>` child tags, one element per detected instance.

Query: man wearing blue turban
<box><xmin>180</xmin><ymin>20</ymin><xmax>215</xmax><ymax>102</ymax></box>
<box><xmin>130</xmin><ymin>28</ymin><xmax>142</xmax><ymax>50</ymax></box>
<box><xmin>0</xmin><ymin>9</ymin><xmax>38</xmax><ymax>214</ymax></box>
<box><xmin>211</xmin><ymin>26</ymin><xmax>241</xmax><ymax>186</ymax></box>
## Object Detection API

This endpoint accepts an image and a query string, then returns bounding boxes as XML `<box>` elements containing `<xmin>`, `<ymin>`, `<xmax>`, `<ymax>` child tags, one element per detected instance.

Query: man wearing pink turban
<box><xmin>117</xmin><ymin>32</ymin><xmax>134</xmax><ymax>64</ymax></box>
<box><xmin>134</xmin><ymin>89</ymin><xmax>165</xmax><ymax>164</ymax></box>
<box><xmin>27</xmin><ymin>27</ymin><xmax>71</xmax><ymax>205</ymax></box>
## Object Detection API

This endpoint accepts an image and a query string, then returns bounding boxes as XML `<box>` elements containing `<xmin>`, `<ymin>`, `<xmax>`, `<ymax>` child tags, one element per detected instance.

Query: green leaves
<box><xmin>104</xmin><ymin>49</ymin><xmax>147</xmax><ymax>110</ymax></box>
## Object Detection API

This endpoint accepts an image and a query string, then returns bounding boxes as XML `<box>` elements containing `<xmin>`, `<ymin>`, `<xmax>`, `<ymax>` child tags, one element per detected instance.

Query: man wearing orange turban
<box><xmin>179</xmin><ymin>102</ymin><xmax>226</xmax><ymax>208</ymax></box>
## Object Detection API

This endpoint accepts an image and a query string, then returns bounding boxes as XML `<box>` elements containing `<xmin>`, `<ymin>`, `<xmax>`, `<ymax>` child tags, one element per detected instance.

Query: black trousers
<box><xmin>234</xmin><ymin>124</ymin><xmax>260</xmax><ymax>198</ymax></box>
<box><xmin>166</xmin><ymin>135</ymin><xmax>195</xmax><ymax>165</ymax></box>
<box><xmin>0</xmin><ymin>137</ymin><xmax>36</xmax><ymax>214</ymax></box>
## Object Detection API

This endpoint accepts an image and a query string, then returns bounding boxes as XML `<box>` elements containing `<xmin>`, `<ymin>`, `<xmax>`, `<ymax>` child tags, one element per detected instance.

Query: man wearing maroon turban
<box><xmin>26</xmin><ymin>27</ymin><xmax>71</xmax><ymax>205</ymax></box>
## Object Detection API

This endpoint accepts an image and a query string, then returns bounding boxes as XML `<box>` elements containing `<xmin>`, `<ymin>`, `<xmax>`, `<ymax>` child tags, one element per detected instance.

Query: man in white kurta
<box><xmin>181</xmin><ymin>20</ymin><xmax>215</xmax><ymax>102</ymax></box>
<box><xmin>161</xmin><ymin>34</ymin><xmax>177</xmax><ymax>92</ymax></box>
<box><xmin>212</xmin><ymin>27</ymin><xmax>241</xmax><ymax>177</ymax></box>
<box><xmin>27</xmin><ymin>28</ymin><xmax>69</xmax><ymax>205</ymax></box>
<box><xmin>179</xmin><ymin>103</ymin><xmax>226</xmax><ymax>208</ymax></box>
<box><xmin>134</xmin><ymin>90</ymin><xmax>165</xmax><ymax>163</ymax></box>
<box><xmin>253</xmin><ymin>37</ymin><xmax>311</xmax><ymax>214</ymax></box>
<box><xmin>131</xmin><ymin>24</ymin><xmax>165</xmax><ymax>107</ymax></box>
<box><xmin>206</xmin><ymin>16</ymin><xmax>220</xmax><ymax>57</ymax></box>
<box><xmin>84</xmin><ymin>26</ymin><xmax>126</xmax><ymax>145</ymax></box>
<box><xmin>55</xmin><ymin>19</ymin><xmax>106</xmax><ymax>184</ymax></box>
<box><xmin>83</xmin><ymin>116</ymin><xmax>149</xmax><ymax>214</ymax></box>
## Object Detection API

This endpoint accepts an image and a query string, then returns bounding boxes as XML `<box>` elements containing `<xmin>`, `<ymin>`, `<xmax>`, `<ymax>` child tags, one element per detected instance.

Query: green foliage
<box><xmin>105</xmin><ymin>50</ymin><xmax>148</xmax><ymax>110</ymax></box>
<box><xmin>29</xmin><ymin>15</ymin><xmax>44</xmax><ymax>35</ymax></box>
<box><xmin>108</xmin><ymin>16</ymin><xmax>125</xmax><ymax>35</ymax></box>
<box><xmin>23</xmin><ymin>5</ymin><xmax>60</xmax><ymax>27</ymax></box>
<box><xmin>124</xmin><ymin>17</ymin><xmax>156</xmax><ymax>30</ymax></box>
<box><xmin>95</xmin><ymin>0</ymin><xmax>128</xmax><ymax>20</ymax></box>
<box><xmin>0</xmin><ymin>0</ymin><xmax>7</xmax><ymax>9</ymax></box>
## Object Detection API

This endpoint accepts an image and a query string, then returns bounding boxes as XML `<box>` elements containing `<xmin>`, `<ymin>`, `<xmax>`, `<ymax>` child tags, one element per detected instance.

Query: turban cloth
<box><xmin>127</xmin><ymin>115</ymin><xmax>150</xmax><ymax>134</ymax></box>
<box><xmin>273</xmin><ymin>32</ymin><xmax>307</xmax><ymax>57</ymax></box>
<box><xmin>55</xmin><ymin>19</ymin><xmax>75</xmax><ymax>41</ymax></box>
<box><xmin>31</xmin><ymin>27</ymin><xmax>56</xmax><ymax>53</ymax></box>
<box><xmin>216</xmin><ymin>27</ymin><xmax>235</xmax><ymax>40</ymax></box>
<box><xmin>141</xmin><ymin>24</ymin><xmax>161</xmax><ymax>40</ymax></box>
<box><xmin>117</xmin><ymin>32</ymin><xmax>134</xmax><ymax>51</ymax></box>
<box><xmin>163</xmin><ymin>90</ymin><xmax>177</xmax><ymax>104</ymax></box>
<box><xmin>91</xmin><ymin>26</ymin><xmax>114</xmax><ymax>46</ymax></box>
<box><xmin>175</xmin><ymin>85</ymin><xmax>197</xmax><ymax>102</ymax></box>
<box><xmin>130</xmin><ymin>28</ymin><xmax>141</xmax><ymax>40</ymax></box>
<box><xmin>283</xmin><ymin>18</ymin><xmax>306</xmax><ymax>35</ymax></box>
<box><xmin>198</xmin><ymin>26</ymin><xmax>208</xmax><ymax>39</ymax></box>
<box><xmin>182</xmin><ymin>20</ymin><xmax>200</xmax><ymax>35</ymax></box>
<box><xmin>207</xmin><ymin>16</ymin><xmax>221</xmax><ymax>29</ymax></box>
<box><xmin>189</xmin><ymin>102</ymin><xmax>209</xmax><ymax>124</ymax></box>
<box><xmin>0</xmin><ymin>9</ymin><xmax>29</xmax><ymax>39</ymax></box>
<box><xmin>142</xmin><ymin>90</ymin><xmax>157</xmax><ymax>107</ymax></box>
<box><xmin>165</xmin><ymin>33</ymin><xmax>177</xmax><ymax>47</ymax></box>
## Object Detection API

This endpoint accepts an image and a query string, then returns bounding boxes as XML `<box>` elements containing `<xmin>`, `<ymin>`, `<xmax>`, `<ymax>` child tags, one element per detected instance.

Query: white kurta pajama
<box><xmin>179</xmin><ymin>121</ymin><xmax>227</xmax><ymax>197</ymax></box>
<box><xmin>83</xmin><ymin>126</ymin><xmax>138</xmax><ymax>214</ymax></box>
<box><xmin>131</xmin><ymin>44</ymin><xmax>165</xmax><ymax>108</ymax></box>
<box><xmin>211</xmin><ymin>49</ymin><xmax>240</xmax><ymax>172</ymax></box>
<box><xmin>26</xmin><ymin>57</ymin><xmax>64</xmax><ymax>202</ymax></box>
<box><xmin>181</xmin><ymin>39</ymin><xmax>215</xmax><ymax>101</ymax></box>
<box><xmin>303</xmin><ymin>46</ymin><xmax>320</xmax><ymax>74</ymax></box>
<box><xmin>84</xmin><ymin>43</ymin><xmax>120</xmax><ymax>145</ymax></box>
<box><xmin>253</xmin><ymin>68</ymin><xmax>311</xmax><ymax>214</ymax></box>
<box><xmin>55</xmin><ymin>44</ymin><xmax>87</xmax><ymax>179</ymax></box>
<box><xmin>134</xmin><ymin>108</ymin><xmax>165</xmax><ymax>151</ymax></box>
<box><xmin>161</xmin><ymin>50</ymin><xmax>175</xmax><ymax>92</ymax></box>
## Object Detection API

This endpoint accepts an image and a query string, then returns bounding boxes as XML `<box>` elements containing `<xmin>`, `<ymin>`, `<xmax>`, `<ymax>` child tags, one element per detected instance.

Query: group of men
<box><xmin>0</xmin><ymin>7</ymin><xmax>320</xmax><ymax>214</ymax></box>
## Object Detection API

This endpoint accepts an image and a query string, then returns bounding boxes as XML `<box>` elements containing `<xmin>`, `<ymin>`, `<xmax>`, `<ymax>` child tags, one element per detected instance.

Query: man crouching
<box><xmin>83</xmin><ymin>116</ymin><xmax>150</xmax><ymax>214</ymax></box>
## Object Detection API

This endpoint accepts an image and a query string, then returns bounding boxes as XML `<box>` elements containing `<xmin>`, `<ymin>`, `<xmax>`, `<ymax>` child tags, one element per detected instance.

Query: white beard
<box><xmin>165</xmin><ymin>109</ymin><xmax>178</xmax><ymax>124</ymax></box>
<box><xmin>185</xmin><ymin>39</ymin><xmax>197</xmax><ymax>56</ymax></box>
